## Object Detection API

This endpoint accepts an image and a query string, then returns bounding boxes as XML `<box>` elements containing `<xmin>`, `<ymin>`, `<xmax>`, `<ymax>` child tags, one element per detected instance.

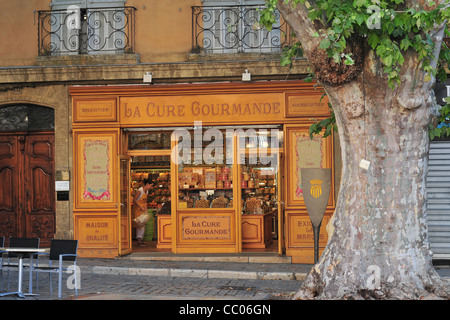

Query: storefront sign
<box><xmin>286</xmin><ymin>94</ymin><xmax>329</xmax><ymax>117</ymax></box>
<box><xmin>119</xmin><ymin>93</ymin><xmax>284</xmax><ymax>126</ymax></box>
<box><xmin>289</xmin><ymin>215</ymin><xmax>330</xmax><ymax>247</ymax></box>
<box><xmin>73</xmin><ymin>98</ymin><xmax>117</xmax><ymax>122</ymax></box>
<box><xmin>182</xmin><ymin>216</ymin><xmax>231</xmax><ymax>240</ymax></box>
<box><xmin>76</xmin><ymin>217</ymin><xmax>116</xmax><ymax>247</ymax></box>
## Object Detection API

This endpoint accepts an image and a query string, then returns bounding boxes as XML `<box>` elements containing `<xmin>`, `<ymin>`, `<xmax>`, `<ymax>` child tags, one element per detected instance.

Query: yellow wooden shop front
<box><xmin>70</xmin><ymin>81</ymin><xmax>335</xmax><ymax>263</ymax></box>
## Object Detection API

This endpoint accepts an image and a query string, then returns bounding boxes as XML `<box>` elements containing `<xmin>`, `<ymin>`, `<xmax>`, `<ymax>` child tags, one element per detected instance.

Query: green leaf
<box><xmin>319</xmin><ymin>38</ymin><xmax>332</xmax><ymax>50</ymax></box>
<box><xmin>400</xmin><ymin>38</ymin><xmax>412</xmax><ymax>51</ymax></box>
<box><xmin>368</xmin><ymin>33</ymin><xmax>380</xmax><ymax>50</ymax></box>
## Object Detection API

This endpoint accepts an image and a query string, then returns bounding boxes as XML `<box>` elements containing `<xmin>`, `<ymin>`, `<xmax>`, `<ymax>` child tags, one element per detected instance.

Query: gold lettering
<box><xmin>133</xmin><ymin>106</ymin><xmax>141</xmax><ymax>118</ymax></box>
<box><xmin>221</xmin><ymin>103</ymin><xmax>230</xmax><ymax>115</ymax></box>
<box><xmin>177</xmin><ymin>105</ymin><xmax>185</xmax><ymax>116</ymax></box>
<box><xmin>232</xmin><ymin>104</ymin><xmax>241</xmax><ymax>115</ymax></box>
<box><xmin>253</xmin><ymin>103</ymin><xmax>261</xmax><ymax>114</ymax></box>
<box><xmin>211</xmin><ymin>104</ymin><xmax>220</xmax><ymax>116</ymax></box>
<box><xmin>202</xmin><ymin>104</ymin><xmax>210</xmax><ymax>116</ymax></box>
<box><xmin>273</xmin><ymin>102</ymin><xmax>281</xmax><ymax>113</ymax></box>
<box><xmin>192</xmin><ymin>101</ymin><xmax>200</xmax><ymax>116</ymax></box>
<box><xmin>146</xmin><ymin>102</ymin><xmax>155</xmax><ymax>117</ymax></box>
<box><xmin>124</xmin><ymin>103</ymin><xmax>133</xmax><ymax>117</ymax></box>
<box><xmin>156</xmin><ymin>104</ymin><xmax>165</xmax><ymax>117</ymax></box>
<box><xmin>167</xmin><ymin>105</ymin><xmax>176</xmax><ymax>117</ymax></box>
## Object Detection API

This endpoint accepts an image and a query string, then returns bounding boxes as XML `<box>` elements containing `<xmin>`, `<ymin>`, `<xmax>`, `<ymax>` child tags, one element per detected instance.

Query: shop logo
<box><xmin>172</xmin><ymin>121</ymin><xmax>279</xmax><ymax>173</ymax></box>
<box><xmin>310</xmin><ymin>179</ymin><xmax>323</xmax><ymax>198</ymax></box>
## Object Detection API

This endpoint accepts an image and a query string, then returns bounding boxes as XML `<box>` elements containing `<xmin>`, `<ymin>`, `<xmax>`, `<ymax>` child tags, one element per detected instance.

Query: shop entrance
<box><xmin>130</xmin><ymin>154</ymin><xmax>171</xmax><ymax>251</ymax></box>
<box><xmin>124</xmin><ymin>127</ymin><xmax>284</xmax><ymax>254</ymax></box>
<box><xmin>126</xmin><ymin>131</ymin><xmax>172</xmax><ymax>251</ymax></box>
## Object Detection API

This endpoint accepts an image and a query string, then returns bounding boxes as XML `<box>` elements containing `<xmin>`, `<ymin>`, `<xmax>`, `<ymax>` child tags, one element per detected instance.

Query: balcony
<box><xmin>38</xmin><ymin>6</ymin><xmax>136</xmax><ymax>56</ymax></box>
<box><xmin>191</xmin><ymin>5</ymin><xmax>295</xmax><ymax>55</ymax></box>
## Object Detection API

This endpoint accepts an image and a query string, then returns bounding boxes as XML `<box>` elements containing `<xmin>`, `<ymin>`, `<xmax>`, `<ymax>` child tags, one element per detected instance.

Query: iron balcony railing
<box><xmin>38</xmin><ymin>6</ymin><xmax>136</xmax><ymax>56</ymax></box>
<box><xmin>192</xmin><ymin>5</ymin><xmax>295</xmax><ymax>54</ymax></box>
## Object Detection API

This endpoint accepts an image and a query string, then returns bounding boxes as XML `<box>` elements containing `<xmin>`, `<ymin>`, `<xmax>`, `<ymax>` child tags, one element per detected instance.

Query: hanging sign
<box><xmin>301</xmin><ymin>168</ymin><xmax>331</xmax><ymax>263</ymax></box>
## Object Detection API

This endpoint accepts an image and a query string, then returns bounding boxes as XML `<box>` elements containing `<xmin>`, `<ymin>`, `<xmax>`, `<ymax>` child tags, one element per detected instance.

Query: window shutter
<box><xmin>50</xmin><ymin>0</ymin><xmax>87</xmax><ymax>10</ymax></box>
<box><xmin>50</xmin><ymin>0</ymin><xmax>125</xmax><ymax>10</ymax></box>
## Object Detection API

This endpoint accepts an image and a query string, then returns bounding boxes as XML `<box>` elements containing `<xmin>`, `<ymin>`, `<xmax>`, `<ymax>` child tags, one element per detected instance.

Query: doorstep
<box><xmin>78</xmin><ymin>252</ymin><xmax>311</xmax><ymax>282</ymax></box>
<box><xmin>116</xmin><ymin>252</ymin><xmax>292</xmax><ymax>264</ymax></box>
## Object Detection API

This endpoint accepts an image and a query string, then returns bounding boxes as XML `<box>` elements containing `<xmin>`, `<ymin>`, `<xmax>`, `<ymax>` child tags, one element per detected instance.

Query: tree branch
<box><xmin>276</xmin><ymin>1</ymin><xmax>322</xmax><ymax>57</ymax></box>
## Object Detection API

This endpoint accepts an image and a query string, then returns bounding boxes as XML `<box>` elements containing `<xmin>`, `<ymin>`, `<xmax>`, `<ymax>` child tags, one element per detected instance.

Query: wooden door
<box><xmin>0</xmin><ymin>133</ymin><xmax>55</xmax><ymax>246</ymax></box>
<box><xmin>118</xmin><ymin>155</ymin><xmax>132</xmax><ymax>255</ymax></box>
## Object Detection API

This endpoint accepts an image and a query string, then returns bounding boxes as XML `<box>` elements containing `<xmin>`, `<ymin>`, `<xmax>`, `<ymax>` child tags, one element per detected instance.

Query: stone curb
<box><xmin>88</xmin><ymin>266</ymin><xmax>307</xmax><ymax>281</ymax></box>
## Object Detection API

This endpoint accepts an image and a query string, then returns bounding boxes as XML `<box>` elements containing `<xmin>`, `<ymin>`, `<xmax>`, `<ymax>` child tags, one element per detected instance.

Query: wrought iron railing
<box><xmin>192</xmin><ymin>5</ymin><xmax>295</xmax><ymax>54</ymax></box>
<box><xmin>38</xmin><ymin>7</ymin><xmax>136</xmax><ymax>56</ymax></box>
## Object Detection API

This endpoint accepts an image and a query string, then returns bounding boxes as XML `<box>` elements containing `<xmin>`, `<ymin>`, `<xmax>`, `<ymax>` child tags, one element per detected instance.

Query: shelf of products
<box><xmin>240</xmin><ymin>164</ymin><xmax>278</xmax><ymax>215</ymax></box>
<box><xmin>178</xmin><ymin>165</ymin><xmax>234</xmax><ymax>209</ymax></box>
<box><xmin>130</xmin><ymin>156</ymin><xmax>171</xmax><ymax>214</ymax></box>
<box><xmin>240</xmin><ymin>155</ymin><xmax>278</xmax><ymax>248</ymax></box>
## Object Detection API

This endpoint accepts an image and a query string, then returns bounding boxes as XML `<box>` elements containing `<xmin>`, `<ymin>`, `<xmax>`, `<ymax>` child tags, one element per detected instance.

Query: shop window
<box><xmin>176</xmin><ymin>129</ymin><xmax>234</xmax><ymax>209</ymax></box>
<box><xmin>127</xmin><ymin>132</ymin><xmax>172</xmax><ymax>150</ymax></box>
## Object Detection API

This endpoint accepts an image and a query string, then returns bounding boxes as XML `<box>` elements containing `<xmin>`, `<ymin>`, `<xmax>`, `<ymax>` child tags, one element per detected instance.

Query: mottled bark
<box><xmin>277</xmin><ymin>1</ymin><xmax>450</xmax><ymax>299</ymax></box>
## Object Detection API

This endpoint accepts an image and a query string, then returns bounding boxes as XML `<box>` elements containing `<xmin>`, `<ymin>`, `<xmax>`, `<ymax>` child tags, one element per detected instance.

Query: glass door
<box><xmin>277</xmin><ymin>152</ymin><xmax>285</xmax><ymax>255</ymax></box>
<box><xmin>237</xmin><ymin>128</ymin><xmax>282</xmax><ymax>252</ymax></box>
<box><xmin>118</xmin><ymin>155</ymin><xmax>132</xmax><ymax>255</ymax></box>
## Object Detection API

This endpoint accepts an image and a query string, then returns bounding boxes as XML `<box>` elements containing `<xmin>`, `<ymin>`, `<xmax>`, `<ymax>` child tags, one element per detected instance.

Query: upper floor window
<box><xmin>192</xmin><ymin>0</ymin><xmax>294</xmax><ymax>54</ymax></box>
<box><xmin>38</xmin><ymin>0</ymin><xmax>135</xmax><ymax>56</ymax></box>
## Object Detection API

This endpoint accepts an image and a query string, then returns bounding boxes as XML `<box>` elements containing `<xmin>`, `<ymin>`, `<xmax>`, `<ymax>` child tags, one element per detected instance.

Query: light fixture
<box><xmin>143</xmin><ymin>72</ymin><xmax>153</xmax><ymax>83</ymax></box>
<box><xmin>242</xmin><ymin>69</ymin><xmax>251</xmax><ymax>82</ymax></box>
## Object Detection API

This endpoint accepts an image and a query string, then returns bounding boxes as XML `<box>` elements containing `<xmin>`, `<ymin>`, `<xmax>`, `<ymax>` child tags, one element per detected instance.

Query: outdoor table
<box><xmin>0</xmin><ymin>247</ymin><xmax>46</xmax><ymax>298</ymax></box>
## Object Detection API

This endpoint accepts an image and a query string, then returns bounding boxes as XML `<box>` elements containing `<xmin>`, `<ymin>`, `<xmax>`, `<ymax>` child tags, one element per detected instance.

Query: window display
<box><xmin>241</xmin><ymin>163</ymin><xmax>278</xmax><ymax>215</ymax></box>
<box><xmin>176</xmin><ymin>129</ymin><xmax>234</xmax><ymax>209</ymax></box>
<box><xmin>178</xmin><ymin>165</ymin><xmax>233</xmax><ymax>209</ymax></box>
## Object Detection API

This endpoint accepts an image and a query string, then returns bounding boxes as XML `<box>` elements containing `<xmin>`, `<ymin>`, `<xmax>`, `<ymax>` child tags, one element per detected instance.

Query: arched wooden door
<box><xmin>0</xmin><ymin>105</ymin><xmax>55</xmax><ymax>246</ymax></box>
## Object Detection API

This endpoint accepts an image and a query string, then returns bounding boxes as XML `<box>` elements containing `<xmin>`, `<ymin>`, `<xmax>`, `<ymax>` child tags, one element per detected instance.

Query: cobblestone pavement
<box><xmin>0</xmin><ymin>257</ymin><xmax>448</xmax><ymax>301</ymax></box>
<box><xmin>0</xmin><ymin>270</ymin><xmax>300</xmax><ymax>301</ymax></box>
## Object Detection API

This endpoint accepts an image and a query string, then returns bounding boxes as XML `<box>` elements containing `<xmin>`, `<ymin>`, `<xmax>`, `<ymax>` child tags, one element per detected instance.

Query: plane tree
<box><xmin>261</xmin><ymin>0</ymin><xmax>450</xmax><ymax>299</ymax></box>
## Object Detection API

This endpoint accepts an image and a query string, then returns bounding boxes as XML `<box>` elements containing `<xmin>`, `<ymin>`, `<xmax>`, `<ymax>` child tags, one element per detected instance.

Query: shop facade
<box><xmin>70</xmin><ymin>80</ymin><xmax>336</xmax><ymax>263</ymax></box>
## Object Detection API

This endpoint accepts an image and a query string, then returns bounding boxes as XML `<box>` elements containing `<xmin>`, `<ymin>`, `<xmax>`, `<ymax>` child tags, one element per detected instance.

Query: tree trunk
<box><xmin>277</xmin><ymin>2</ymin><xmax>450</xmax><ymax>299</ymax></box>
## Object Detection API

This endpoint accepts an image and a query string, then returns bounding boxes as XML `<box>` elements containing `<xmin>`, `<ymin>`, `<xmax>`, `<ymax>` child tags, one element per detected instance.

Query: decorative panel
<box><xmin>73</xmin><ymin>129</ymin><xmax>118</xmax><ymax>209</ymax></box>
